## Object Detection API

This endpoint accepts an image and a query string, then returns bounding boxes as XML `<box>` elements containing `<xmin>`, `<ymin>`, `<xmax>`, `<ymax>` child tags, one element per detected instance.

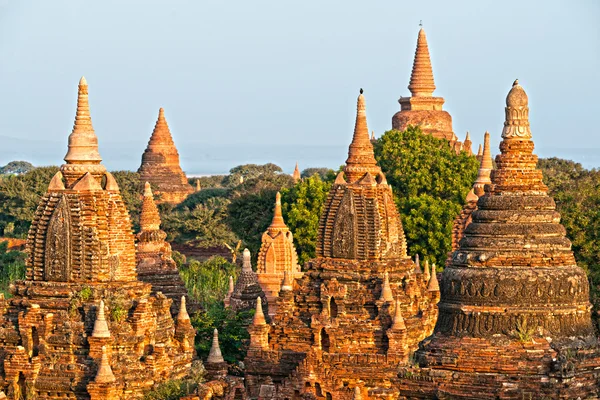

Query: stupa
<box><xmin>245</xmin><ymin>90</ymin><xmax>440</xmax><ymax>399</ymax></box>
<box><xmin>228</xmin><ymin>249</ymin><xmax>268</xmax><ymax>314</ymax></box>
<box><xmin>392</xmin><ymin>27</ymin><xmax>459</xmax><ymax>148</ymax></box>
<box><xmin>137</xmin><ymin>108</ymin><xmax>193</xmax><ymax>204</ymax></box>
<box><xmin>0</xmin><ymin>78</ymin><xmax>196</xmax><ymax>399</ymax></box>
<box><xmin>397</xmin><ymin>81</ymin><xmax>600</xmax><ymax>399</ymax></box>
<box><xmin>256</xmin><ymin>192</ymin><xmax>303</xmax><ymax>316</ymax></box>
<box><xmin>292</xmin><ymin>162</ymin><xmax>301</xmax><ymax>183</ymax></box>
<box><xmin>136</xmin><ymin>181</ymin><xmax>199</xmax><ymax>317</ymax></box>
<box><xmin>449</xmin><ymin>131</ymin><xmax>492</xmax><ymax>261</ymax></box>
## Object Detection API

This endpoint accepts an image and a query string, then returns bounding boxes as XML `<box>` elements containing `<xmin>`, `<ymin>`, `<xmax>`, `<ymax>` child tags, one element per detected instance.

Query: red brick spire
<box><xmin>292</xmin><ymin>162</ymin><xmax>301</xmax><ymax>183</ymax></box>
<box><xmin>344</xmin><ymin>89</ymin><xmax>381</xmax><ymax>182</ymax></box>
<box><xmin>148</xmin><ymin>108</ymin><xmax>177</xmax><ymax>148</ymax></box>
<box><xmin>267</xmin><ymin>192</ymin><xmax>287</xmax><ymax>232</ymax></box>
<box><xmin>64</xmin><ymin>76</ymin><xmax>102</xmax><ymax>164</ymax></box>
<box><xmin>140</xmin><ymin>182</ymin><xmax>161</xmax><ymax>231</ymax></box>
<box><xmin>408</xmin><ymin>28</ymin><xmax>436</xmax><ymax>97</ymax></box>
<box><xmin>473</xmin><ymin>132</ymin><xmax>493</xmax><ymax>196</ymax></box>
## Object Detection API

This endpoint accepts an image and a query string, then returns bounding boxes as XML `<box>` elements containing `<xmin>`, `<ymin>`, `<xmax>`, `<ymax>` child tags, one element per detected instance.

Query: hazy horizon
<box><xmin>0</xmin><ymin>1</ymin><xmax>599</xmax><ymax>174</ymax></box>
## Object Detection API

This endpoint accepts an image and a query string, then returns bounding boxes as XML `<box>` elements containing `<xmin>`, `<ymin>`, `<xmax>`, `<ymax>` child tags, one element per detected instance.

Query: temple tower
<box><xmin>245</xmin><ymin>90</ymin><xmax>439</xmax><ymax>399</ymax></box>
<box><xmin>256</xmin><ymin>192</ymin><xmax>303</xmax><ymax>316</ymax></box>
<box><xmin>0</xmin><ymin>78</ymin><xmax>195</xmax><ymax>399</ymax></box>
<box><xmin>398</xmin><ymin>81</ymin><xmax>600</xmax><ymax>399</ymax></box>
<box><xmin>136</xmin><ymin>182</ymin><xmax>199</xmax><ymax>316</ymax></box>
<box><xmin>292</xmin><ymin>162</ymin><xmax>301</xmax><ymax>183</ymax></box>
<box><xmin>228</xmin><ymin>249</ymin><xmax>268</xmax><ymax>314</ymax></box>
<box><xmin>137</xmin><ymin>108</ymin><xmax>193</xmax><ymax>204</ymax></box>
<box><xmin>392</xmin><ymin>28</ymin><xmax>458</xmax><ymax>147</ymax></box>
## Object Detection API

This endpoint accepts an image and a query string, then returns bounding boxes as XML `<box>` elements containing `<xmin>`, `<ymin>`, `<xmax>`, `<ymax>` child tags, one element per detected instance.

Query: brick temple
<box><xmin>397</xmin><ymin>81</ymin><xmax>600</xmax><ymax>399</ymax></box>
<box><xmin>136</xmin><ymin>182</ymin><xmax>199</xmax><ymax>317</ymax></box>
<box><xmin>137</xmin><ymin>108</ymin><xmax>193</xmax><ymax>204</ymax></box>
<box><xmin>0</xmin><ymin>78</ymin><xmax>196</xmax><ymax>399</ymax></box>
<box><xmin>392</xmin><ymin>28</ymin><xmax>463</xmax><ymax>151</ymax></box>
<box><xmin>256</xmin><ymin>192</ymin><xmax>303</xmax><ymax>317</ymax></box>
<box><xmin>245</xmin><ymin>90</ymin><xmax>440</xmax><ymax>399</ymax></box>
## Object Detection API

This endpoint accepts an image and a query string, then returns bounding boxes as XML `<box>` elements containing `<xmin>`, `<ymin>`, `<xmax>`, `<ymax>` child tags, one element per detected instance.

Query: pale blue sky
<box><xmin>0</xmin><ymin>0</ymin><xmax>598</xmax><ymax>174</ymax></box>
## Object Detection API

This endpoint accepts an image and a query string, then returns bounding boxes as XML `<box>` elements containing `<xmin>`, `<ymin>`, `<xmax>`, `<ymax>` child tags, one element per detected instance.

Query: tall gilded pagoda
<box><xmin>245</xmin><ymin>90</ymin><xmax>440</xmax><ymax>399</ymax></box>
<box><xmin>0</xmin><ymin>78</ymin><xmax>195</xmax><ymax>399</ymax></box>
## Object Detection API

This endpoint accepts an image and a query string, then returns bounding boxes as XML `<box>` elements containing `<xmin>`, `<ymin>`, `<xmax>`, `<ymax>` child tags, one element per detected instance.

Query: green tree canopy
<box><xmin>0</xmin><ymin>161</ymin><xmax>35</xmax><ymax>175</ymax></box>
<box><xmin>373</xmin><ymin>126</ymin><xmax>479</xmax><ymax>266</ymax></box>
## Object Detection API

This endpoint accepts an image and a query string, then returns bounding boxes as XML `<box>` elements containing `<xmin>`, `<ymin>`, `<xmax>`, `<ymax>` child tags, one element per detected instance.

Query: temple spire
<box><xmin>391</xmin><ymin>297</ymin><xmax>406</xmax><ymax>330</ymax></box>
<box><xmin>177</xmin><ymin>296</ymin><xmax>190</xmax><ymax>322</ymax></box>
<box><xmin>281</xmin><ymin>270</ymin><xmax>294</xmax><ymax>292</ymax></box>
<box><xmin>92</xmin><ymin>301</ymin><xmax>110</xmax><ymax>338</ymax></box>
<box><xmin>414</xmin><ymin>254</ymin><xmax>422</xmax><ymax>274</ymax></box>
<box><xmin>428</xmin><ymin>265</ymin><xmax>439</xmax><ymax>292</ymax></box>
<box><xmin>408</xmin><ymin>28</ymin><xmax>436</xmax><ymax>97</ymax></box>
<box><xmin>268</xmin><ymin>192</ymin><xmax>287</xmax><ymax>232</ymax></box>
<box><xmin>423</xmin><ymin>260</ymin><xmax>431</xmax><ymax>283</ymax></box>
<box><xmin>148</xmin><ymin>108</ymin><xmax>176</xmax><ymax>147</ymax></box>
<box><xmin>140</xmin><ymin>182</ymin><xmax>161</xmax><ymax>231</ymax></box>
<box><xmin>95</xmin><ymin>346</ymin><xmax>116</xmax><ymax>384</ymax></box>
<box><xmin>64</xmin><ymin>76</ymin><xmax>102</xmax><ymax>164</ymax></box>
<box><xmin>253</xmin><ymin>297</ymin><xmax>266</xmax><ymax>326</ymax></box>
<box><xmin>207</xmin><ymin>329</ymin><xmax>225</xmax><ymax>363</ymax></box>
<box><xmin>242</xmin><ymin>248</ymin><xmax>252</xmax><ymax>272</ymax></box>
<box><xmin>292</xmin><ymin>162</ymin><xmax>301</xmax><ymax>183</ymax></box>
<box><xmin>344</xmin><ymin>89</ymin><xmax>381</xmax><ymax>182</ymax></box>
<box><xmin>473</xmin><ymin>132</ymin><xmax>493</xmax><ymax>196</ymax></box>
<box><xmin>380</xmin><ymin>272</ymin><xmax>394</xmax><ymax>303</ymax></box>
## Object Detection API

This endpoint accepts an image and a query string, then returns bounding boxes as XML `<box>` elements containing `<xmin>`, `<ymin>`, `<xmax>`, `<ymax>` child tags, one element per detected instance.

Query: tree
<box><xmin>373</xmin><ymin>127</ymin><xmax>479</xmax><ymax>266</ymax></box>
<box><xmin>281</xmin><ymin>175</ymin><xmax>332</xmax><ymax>266</ymax></box>
<box><xmin>301</xmin><ymin>167</ymin><xmax>335</xmax><ymax>180</ymax></box>
<box><xmin>0</xmin><ymin>166</ymin><xmax>60</xmax><ymax>237</ymax></box>
<box><xmin>0</xmin><ymin>241</ymin><xmax>26</xmax><ymax>297</ymax></box>
<box><xmin>223</xmin><ymin>163</ymin><xmax>284</xmax><ymax>187</ymax></box>
<box><xmin>0</xmin><ymin>161</ymin><xmax>34</xmax><ymax>175</ymax></box>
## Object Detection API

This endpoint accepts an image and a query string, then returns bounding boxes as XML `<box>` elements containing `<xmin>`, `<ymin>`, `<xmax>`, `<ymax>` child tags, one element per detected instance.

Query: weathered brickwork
<box><xmin>245</xmin><ymin>90</ymin><xmax>440</xmax><ymax>399</ymax></box>
<box><xmin>138</xmin><ymin>108</ymin><xmax>193</xmax><ymax>204</ymax></box>
<box><xmin>0</xmin><ymin>78</ymin><xmax>195</xmax><ymax>399</ymax></box>
<box><xmin>396</xmin><ymin>81</ymin><xmax>600</xmax><ymax>399</ymax></box>
<box><xmin>229</xmin><ymin>249</ymin><xmax>268</xmax><ymax>315</ymax></box>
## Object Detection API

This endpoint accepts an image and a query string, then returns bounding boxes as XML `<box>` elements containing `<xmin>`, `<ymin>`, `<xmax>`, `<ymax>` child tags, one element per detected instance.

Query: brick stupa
<box><xmin>392</xmin><ymin>28</ymin><xmax>459</xmax><ymax>148</ymax></box>
<box><xmin>136</xmin><ymin>181</ymin><xmax>199</xmax><ymax>317</ymax></box>
<box><xmin>0</xmin><ymin>78</ymin><xmax>196</xmax><ymax>399</ymax></box>
<box><xmin>228</xmin><ymin>249</ymin><xmax>268</xmax><ymax>314</ymax></box>
<box><xmin>448</xmin><ymin>131</ymin><xmax>493</xmax><ymax>262</ymax></box>
<box><xmin>138</xmin><ymin>108</ymin><xmax>193</xmax><ymax>204</ymax></box>
<box><xmin>397</xmin><ymin>81</ymin><xmax>600</xmax><ymax>399</ymax></box>
<box><xmin>256</xmin><ymin>192</ymin><xmax>303</xmax><ymax>316</ymax></box>
<box><xmin>245</xmin><ymin>90</ymin><xmax>440</xmax><ymax>399</ymax></box>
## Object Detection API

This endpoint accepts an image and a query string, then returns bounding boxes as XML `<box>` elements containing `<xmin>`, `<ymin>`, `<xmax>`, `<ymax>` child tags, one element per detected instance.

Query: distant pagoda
<box><xmin>245</xmin><ymin>90</ymin><xmax>439</xmax><ymax>399</ymax></box>
<box><xmin>137</xmin><ymin>108</ymin><xmax>193</xmax><ymax>204</ymax></box>
<box><xmin>392</xmin><ymin>28</ymin><xmax>460</xmax><ymax>149</ymax></box>
<box><xmin>0</xmin><ymin>78</ymin><xmax>195</xmax><ymax>399</ymax></box>
<box><xmin>256</xmin><ymin>192</ymin><xmax>303</xmax><ymax>316</ymax></box>
<box><xmin>397</xmin><ymin>81</ymin><xmax>600</xmax><ymax>399</ymax></box>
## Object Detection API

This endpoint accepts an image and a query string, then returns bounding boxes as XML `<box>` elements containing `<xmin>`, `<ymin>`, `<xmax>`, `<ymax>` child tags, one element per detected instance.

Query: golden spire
<box><xmin>253</xmin><ymin>297</ymin><xmax>266</xmax><ymax>326</ymax></box>
<box><xmin>148</xmin><ymin>108</ymin><xmax>176</xmax><ymax>147</ymax></box>
<box><xmin>140</xmin><ymin>182</ymin><xmax>162</xmax><ymax>231</ymax></box>
<box><xmin>344</xmin><ymin>89</ymin><xmax>381</xmax><ymax>182</ymax></box>
<box><xmin>380</xmin><ymin>272</ymin><xmax>394</xmax><ymax>303</ymax></box>
<box><xmin>95</xmin><ymin>346</ymin><xmax>116</xmax><ymax>384</ymax></box>
<box><xmin>292</xmin><ymin>162</ymin><xmax>301</xmax><ymax>183</ymax></box>
<box><xmin>428</xmin><ymin>265</ymin><xmax>439</xmax><ymax>292</ymax></box>
<box><xmin>423</xmin><ymin>259</ymin><xmax>431</xmax><ymax>283</ymax></box>
<box><xmin>473</xmin><ymin>132</ymin><xmax>493</xmax><ymax>196</ymax></box>
<box><xmin>268</xmin><ymin>192</ymin><xmax>288</xmax><ymax>232</ymax></box>
<box><xmin>408</xmin><ymin>28</ymin><xmax>436</xmax><ymax>97</ymax></box>
<box><xmin>391</xmin><ymin>297</ymin><xmax>406</xmax><ymax>330</ymax></box>
<box><xmin>207</xmin><ymin>328</ymin><xmax>225</xmax><ymax>364</ymax></box>
<box><xmin>64</xmin><ymin>76</ymin><xmax>102</xmax><ymax>164</ymax></box>
<box><xmin>177</xmin><ymin>296</ymin><xmax>190</xmax><ymax>322</ymax></box>
<box><xmin>414</xmin><ymin>254</ymin><xmax>422</xmax><ymax>274</ymax></box>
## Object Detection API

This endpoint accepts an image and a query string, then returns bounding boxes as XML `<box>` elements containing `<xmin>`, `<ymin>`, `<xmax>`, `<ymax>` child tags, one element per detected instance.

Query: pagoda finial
<box><xmin>473</xmin><ymin>132</ymin><xmax>493</xmax><ymax>196</ymax></box>
<box><xmin>414</xmin><ymin>254</ymin><xmax>422</xmax><ymax>274</ymax></box>
<box><xmin>391</xmin><ymin>297</ymin><xmax>407</xmax><ymax>330</ymax></box>
<box><xmin>428</xmin><ymin>265</ymin><xmax>440</xmax><ymax>292</ymax></box>
<box><xmin>408</xmin><ymin>27</ymin><xmax>436</xmax><ymax>97</ymax></box>
<box><xmin>95</xmin><ymin>346</ymin><xmax>116</xmax><ymax>384</ymax></box>
<box><xmin>477</xmin><ymin>144</ymin><xmax>483</xmax><ymax>158</ymax></box>
<box><xmin>92</xmin><ymin>300</ymin><xmax>110</xmax><ymax>338</ymax></box>
<box><xmin>344</xmin><ymin>89</ymin><xmax>381</xmax><ymax>182</ymax></box>
<box><xmin>380</xmin><ymin>272</ymin><xmax>394</xmax><ymax>303</ymax></box>
<box><xmin>148</xmin><ymin>107</ymin><xmax>176</xmax><ymax>146</ymax></box>
<box><xmin>423</xmin><ymin>259</ymin><xmax>431</xmax><ymax>283</ymax></box>
<box><xmin>268</xmin><ymin>192</ymin><xmax>287</xmax><ymax>231</ymax></box>
<box><xmin>253</xmin><ymin>297</ymin><xmax>266</xmax><ymax>326</ymax></box>
<box><xmin>292</xmin><ymin>162</ymin><xmax>301</xmax><ymax>183</ymax></box>
<box><xmin>140</xmin><ymin>182</ymin><xmax>161</xmax><ymax>231</ymax></box>
<box><xmin>64</xmin><ymin>76</ymin><xmax>102</xmax><ymax>164</ymax></box>
<box><xmin>242</xmin><ymin>248</ymin><xmax>252</xmax><ymax>272</ymax></box>
<box><xmin>207</xmin><ymin>328</ymin><xmax>225</xmax><ymax>364</ymax></box>
<box><xmin>177</xmin><ymin>296</ymin><xmax>190</xmax><ymax>321</ymax></box>
<box><xmin>502</xmin><ymin>80</ymin><xmax>531</xmax><ymax>139</ymax></box>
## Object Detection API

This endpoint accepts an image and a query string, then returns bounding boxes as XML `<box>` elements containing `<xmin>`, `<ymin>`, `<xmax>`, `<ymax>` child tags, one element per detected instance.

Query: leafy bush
<box><xmin>179</xmin><ymin>256</ymin><xmax>238</xmax><ymax>308</ymax></box>
<box><xmin>144</xmin><ymin>360</ymin><xmax>205</xmax><ymax>400</ymax></box>
<box><xmin>0</xmin><ymin>241</ymin><xmax>26</xmax><ymax>297</ymax></box>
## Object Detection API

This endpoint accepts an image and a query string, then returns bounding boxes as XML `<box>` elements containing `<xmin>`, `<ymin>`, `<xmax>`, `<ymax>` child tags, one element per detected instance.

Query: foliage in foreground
<box><xmin>143</xmin><ymin>360</ymin><xmax>205</xmax><ymax>400</ymax></box>
<box><xmin>0</xmin><ymin>242</ymin><xmax>26</xmax><ymax>297</ymax></box>
<box><xmin>178</xmin><ymin>256</ymin><xmax>238</xmax><ymax>307</ymax></box>
<box><xmin>374</xmin><ymin>127</ymin><xmax>479</xmax><ymax>266</ymax></box>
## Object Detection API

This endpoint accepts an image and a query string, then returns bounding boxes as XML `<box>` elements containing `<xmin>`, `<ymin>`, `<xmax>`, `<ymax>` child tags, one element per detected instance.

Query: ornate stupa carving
<box><xmin>256</xmin><ymin>192</ymin><xmax>303</xmax><ymax>316</ymax></box>
<box><xmin>449</xmin><ymin>131</ymin><xmax>493</xmax><ymax>261</ymax></box>
<box><xmin>245</xmin><ymin>90</ymin><xmax>440</xmax><ymax>399</ymax></box>
<box><xmin>398</xmin><ymin>80</ymin><xmax>600</xmax><ymax>399</ymax></box>
<box><xmin>392</xmin><ymin>27</ymin><xmax>459</xmax><ymax>148</ymax></box>
<box><xmin>137</xmin><ymin>108</ymin><xmax>193</xmax><ymax>204</ymax></box>
<box><xmin>229</xmin><ymin>249</ymin><xmax>268</xmax><ymax>314</ymax></box>
<box><xmin>0</xmin><ymin>78</ymin><xmax>196</xmax><ymax>399</ymax></box>
<box><xmin>136</xmin><ymin>182</ymin><xmax>199</xmax><ymax>317</ymax></box>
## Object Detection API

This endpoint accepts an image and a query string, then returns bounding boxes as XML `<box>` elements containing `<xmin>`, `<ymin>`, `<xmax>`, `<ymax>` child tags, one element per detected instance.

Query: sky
<box><xmin>0</xmin><ymin>0</ymin><xmax>599</xmax><ymax>174</ymax></box>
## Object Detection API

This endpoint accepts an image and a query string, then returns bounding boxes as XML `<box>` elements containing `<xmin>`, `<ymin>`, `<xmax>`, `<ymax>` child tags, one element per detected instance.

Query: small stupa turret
<box><xmin>292</xmin><ymin>162</ymin><xmax>301</xmax><ymax>183</ymax></box>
